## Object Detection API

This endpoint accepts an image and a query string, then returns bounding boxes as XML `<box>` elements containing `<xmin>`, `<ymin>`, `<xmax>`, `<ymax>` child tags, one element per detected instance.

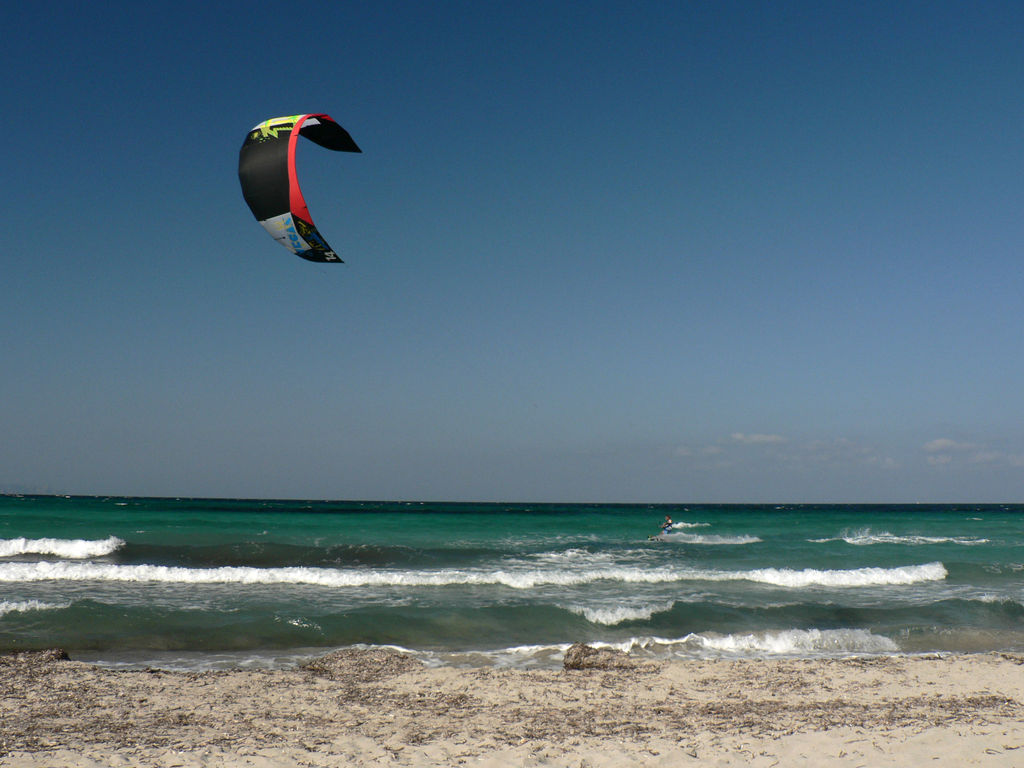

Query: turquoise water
<box><xmin>1</xmin><ymin>496</ymin><xmax>1022</xmax><ymax>669</ymax></box>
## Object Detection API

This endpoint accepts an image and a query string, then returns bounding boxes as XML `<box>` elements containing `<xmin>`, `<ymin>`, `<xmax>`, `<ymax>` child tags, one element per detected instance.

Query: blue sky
<box><xmin>3</xmin><ymin>1</ymin><xmax>1023</xmax><ymax>502</ymax></box>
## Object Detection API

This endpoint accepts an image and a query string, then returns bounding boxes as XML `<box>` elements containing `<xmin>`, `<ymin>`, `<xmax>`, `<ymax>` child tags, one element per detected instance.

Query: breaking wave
<box><xmin>731</xmin><ymin>562</ymin><xmax>948</xmax><ymax>588</ymax></box>
<box><xmin>0</xmin><ymin>561</ymin><xmax>947</xmax><ymax>589</ymax></box>
<box><xmin>0</xmin><ymin>536</ymin><xmax>124</xmax><ymax>559</ymax></box>
<box><xmin>0</xmin><ymin>599</ymin><xmax>69</xmax><ymax>617</ymax></box>
<box><xmin>669</xmin><ymin>533</ymin><xmax>762</xmax><ymax>545</ymax></box>
<box><xmin>566</xmin><ymin>601</ymin><xmax>676</xmax><ymax>625</ymax></box>
<box><xmin>679</xmin><ymin>627</ymin><xmax>899</xmax><ymax>655</ymax></box>
<box><xmin>810</xmin><ymin>529</ymin><xmax>988</xmax><ymax>546</ymax></box>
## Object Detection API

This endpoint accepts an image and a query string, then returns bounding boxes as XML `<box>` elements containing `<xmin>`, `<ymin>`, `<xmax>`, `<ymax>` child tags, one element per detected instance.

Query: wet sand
<box><xmin>2</xmin><ymin>647</ymin><xmax>1023</xmax><ymax>766</ymax></box>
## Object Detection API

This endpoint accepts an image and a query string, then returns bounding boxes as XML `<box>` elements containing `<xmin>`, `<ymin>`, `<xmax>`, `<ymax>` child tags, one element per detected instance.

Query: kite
<box><xmin>238</xmin><ymin>114</ymin><xmax>361</xmax><ymax>262</ymax></box>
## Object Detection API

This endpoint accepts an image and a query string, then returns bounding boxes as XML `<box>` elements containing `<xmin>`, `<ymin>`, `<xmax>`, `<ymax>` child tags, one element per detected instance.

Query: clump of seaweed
<box><xmin>302</xmin><ymin>648</ymin><xmax>423</xmax><ymax>682</ymax></box>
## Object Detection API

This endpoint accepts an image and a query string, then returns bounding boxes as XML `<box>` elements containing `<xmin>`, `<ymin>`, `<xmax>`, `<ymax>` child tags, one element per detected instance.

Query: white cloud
<box><xmin>803</xmin><ymin>438</ymin><xmax>898</xmax><ymax>470</ymax></box>
<box><xmin>969</xmin><ymin>451</ymin><xmax>1002</xmax><ymax>464</ymax></box>
<box><xmin>731</xmin><ymin>433</ymin><xmax>787</xmax><ymax>445</ymax></box>
<box><xmin>972</xmin><ymin>449</ymin><xmax>1024</xmax><ymax>467</ymax></box>
<box><xmin>922</xmin><ymin>438</ymin><xmax>1024</xmax><ymax>469</ymax></box>
<box><xmin>923</xmin><ymin>438</ymin><xmax>975</xmax><ymax>453</ymax></box>
<box><xmin>866</xmin><ymin>456</ymin><xmax>899</xmax><ymax>470</ymax></box>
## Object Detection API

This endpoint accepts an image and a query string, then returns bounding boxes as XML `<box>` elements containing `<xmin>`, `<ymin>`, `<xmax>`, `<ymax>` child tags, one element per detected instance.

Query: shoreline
<box><xmin>2</xmin><ymin>648</ymin><xmax>1023</xmax><ymax>766</ymax></box>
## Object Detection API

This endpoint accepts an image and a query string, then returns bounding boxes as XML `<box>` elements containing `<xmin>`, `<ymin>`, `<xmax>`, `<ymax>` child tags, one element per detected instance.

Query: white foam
<box><xmin>0</xmin><ymin>560</ymin><xmax>947</xmax><ymax>589</ymax></box>
<box><xmin>810</xmin><ymin>528</ymin><xmax>989</xmax><ymax>546</ymax></box>
<box><xmin>0</xmin><ymin>561</ymin><xmax>685</xmax><ymax>588</ymax></box>
<box><xmin>0</xmin><ymin>599</ymin><xmax>69</xmax><ymax>617</ymax></box>
<box><xmin>670</xmin><ymin>533</ymin><xmax>762</xmax><ymax>545</ymax></box>
<box><xmin>572</xmin><ymin>628</ymin><xmax>899</xmax><ymax>657</ymax></box>
<box><xmin>79</xmin><ymin>631</ymin><xmax>906</xmax><ymax>672</ymax></box>
<box><xmin>567</xmin><ymin>601</ymin><xmax>675</xmax><ymax>625</ymax></box>
<box><xmin>526</xmin><ymin>549</ymin><xmax>617</xmax><ymax>565</ymax></box>
<box><xmin>721</xmin><ymin>562</ymin><xmax>948</xmax><ymax>588</ymax></box>
<box><xmin>516</xmin><ymin>628</ymin><xmax>899</xmax><ymax>659</ymax></box>
<box><xmin>280</xmin><ymin>616</ymin><xmax>322</xmax><ymax>631</ymax></box>
<box><xmin>687</xmin><ymin>628</ymin><xmax>899</xmax><ymax>655</ymax></box>
<box><xmin>0</xmin><ymin>536</ymin><xmax>124</xmax><ymax>559</ymax></box>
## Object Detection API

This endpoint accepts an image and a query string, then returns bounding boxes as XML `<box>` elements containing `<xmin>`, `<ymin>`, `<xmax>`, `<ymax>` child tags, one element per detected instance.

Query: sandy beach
<box><xmin>2</xmin><ymin>647</ymin><xmax>1022</xmax><ymax>767</ymax></box>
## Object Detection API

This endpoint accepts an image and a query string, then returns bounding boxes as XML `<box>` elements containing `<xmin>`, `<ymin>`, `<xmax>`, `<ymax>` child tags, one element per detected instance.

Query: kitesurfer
<box><xmin>661</xmin><ymin>515</ymin><xmax>673</xmax><ymax>535</ymax></box>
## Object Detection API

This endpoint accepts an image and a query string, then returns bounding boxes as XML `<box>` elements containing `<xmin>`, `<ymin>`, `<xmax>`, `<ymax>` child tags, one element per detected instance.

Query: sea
<box><xmin>1</xmin><ymin>496</ymin><xmax>1022</xmax><ymax>671</ymax></box>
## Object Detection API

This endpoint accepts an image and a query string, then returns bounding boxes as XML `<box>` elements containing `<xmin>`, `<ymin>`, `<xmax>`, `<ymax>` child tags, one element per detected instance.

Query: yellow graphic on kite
<box><xmin>238</xmin><ymin>114</ymin><xmax>361</xmax><ymax>263</ymax></box>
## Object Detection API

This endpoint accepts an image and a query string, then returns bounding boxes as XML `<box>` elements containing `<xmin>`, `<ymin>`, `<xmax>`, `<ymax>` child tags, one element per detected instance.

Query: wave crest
<box><xmin>566</xmin><ymin>601</ymin><xmax>676</xmax><ymax>625</ymax></box>
<box><xmin>0</xmin><ymin>561</ymin><xmax>947</xmax><ymax>589</ymax></box>
<box><xmin>731</xmin><ymin>562</ymin><xmax>947</xmax><ymax>588</ymax></box>
<box><xmin>685</xmin><ymin>627</ymin><xmax>899</xmax><ymax>655</ymax></box>
<box><xmin>0</xmin><ymin>599</ymin><xmax>69</xmax><ymax>617</ymax></box>
<box><xmin>670</xmin><ymin>533</ymin><xmax>762</xmax><ymax>545</ymax></box>
<box><xmin>811</xmin><ymin>528</ymin><xmax>989</xmax><ymax>546</ymax></box>
<box><xmin>0</xmin><ymin>536</ymin><xmax>124</xmax><ymax>559</ymax></box>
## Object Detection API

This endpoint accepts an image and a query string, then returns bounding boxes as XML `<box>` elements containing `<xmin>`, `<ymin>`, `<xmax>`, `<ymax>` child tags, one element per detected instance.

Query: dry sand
<box><xmin>2</xmin><ymin>646</ymin><xmax>1023</xmax><ymax>767</ymax></box>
